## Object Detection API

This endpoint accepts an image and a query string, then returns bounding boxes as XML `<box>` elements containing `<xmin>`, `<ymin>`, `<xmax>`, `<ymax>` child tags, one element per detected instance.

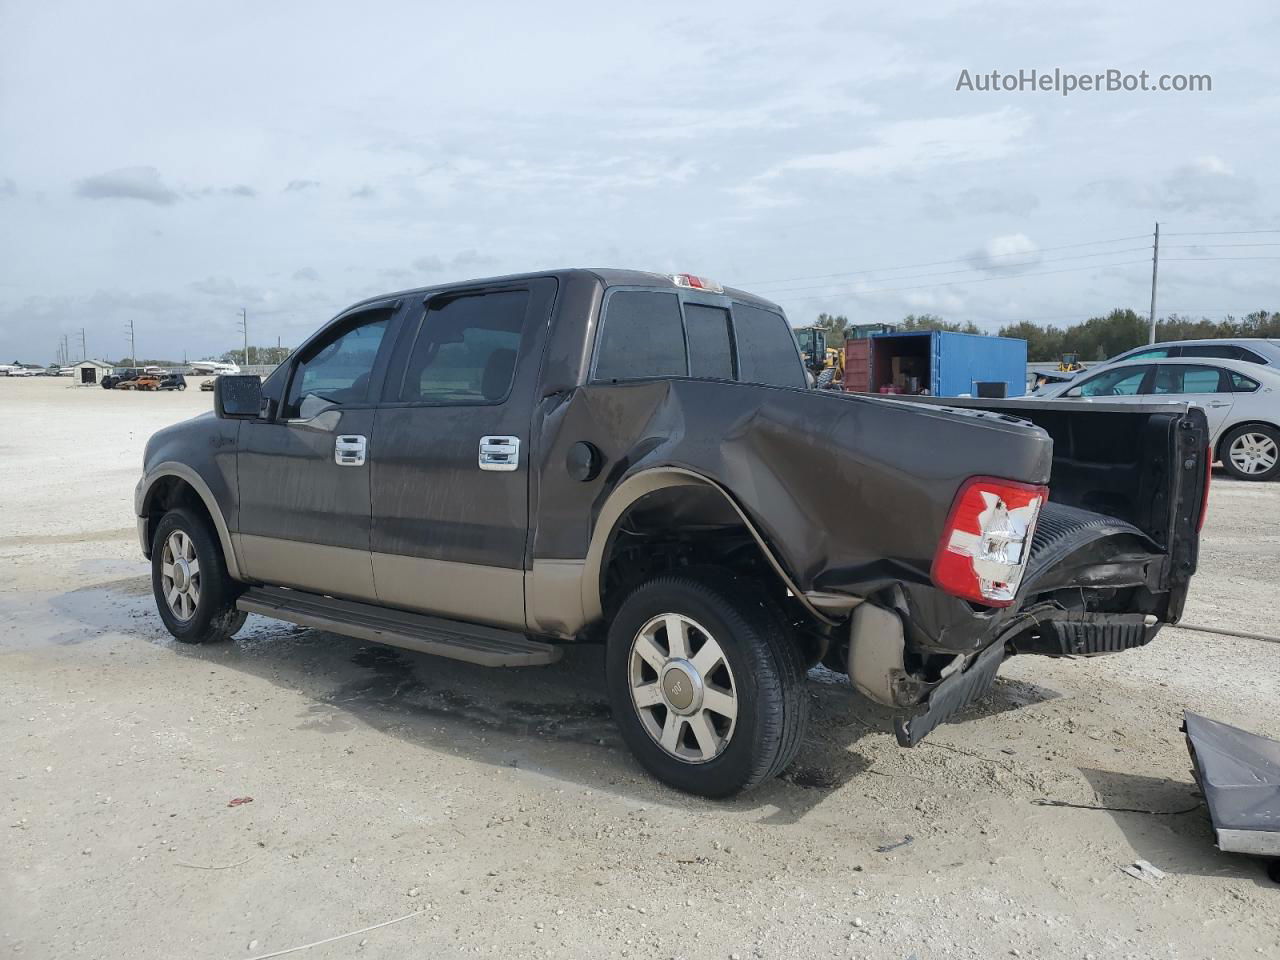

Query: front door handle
<box><xmin>479</xmin><ymin>436</ymin><xmax>519</xmax><ymax>471</ymax></box>
<box><xmin>335</xmin><ymin>435</ymin><xmax>367</xmax><ymax>466</ymax></box>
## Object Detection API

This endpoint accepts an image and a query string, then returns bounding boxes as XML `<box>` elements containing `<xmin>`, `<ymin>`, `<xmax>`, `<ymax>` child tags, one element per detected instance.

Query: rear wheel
<box><xmin>1221</xmin><ymin>424</ymin><xmax>1280</xmax><ymax>481</ymax></box>
<box><xmin>151</xmin><ymin>507</ymin><xmax>245</xmax><ymax>643</ymax></box>
<box><xmin>605</xmin><ymin>569</ymin><xmax>809</xmax><ymax>797</ymax></box>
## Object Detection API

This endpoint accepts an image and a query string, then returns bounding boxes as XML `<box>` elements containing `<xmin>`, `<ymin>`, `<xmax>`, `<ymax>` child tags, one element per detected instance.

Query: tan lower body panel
<box><xmin>526</xmin><ymin>559</ymin><xmax>588</xmax><ymax>638</ymax></box>
<box><xmin>371</xmin><ymin>552</ymin><xmax>526</xmax><ymax>630</ymax></box>
<box><xmin>236</xmin><ymin>534</ymin><xmax>378</xmax><ymax>602</ymax></box>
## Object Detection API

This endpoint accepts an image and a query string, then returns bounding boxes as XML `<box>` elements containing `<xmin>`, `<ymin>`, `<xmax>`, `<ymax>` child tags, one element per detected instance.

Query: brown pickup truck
<box><xmin>135</xmin><ymin>269</ymin><xmax>1210</xmax><ymax>795</ymax></box>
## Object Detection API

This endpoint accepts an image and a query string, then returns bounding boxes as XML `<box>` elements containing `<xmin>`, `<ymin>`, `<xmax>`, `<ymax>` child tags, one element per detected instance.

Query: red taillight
<box><xmin>1198</xmin><ymin>445</ymin><xmax>1212</xmax><ymax>532</ymax></box>
<box><xmin>932</xmin><ymin>476</ymin><xmax>1048</xmax><ymax>607</ymax></box>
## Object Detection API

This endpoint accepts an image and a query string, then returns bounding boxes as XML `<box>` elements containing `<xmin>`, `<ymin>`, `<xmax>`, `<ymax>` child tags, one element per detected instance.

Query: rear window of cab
<box><xmin>591</xmin><ymin>289</ymin><xmax>806</xmax><ymax>389</ymax></box>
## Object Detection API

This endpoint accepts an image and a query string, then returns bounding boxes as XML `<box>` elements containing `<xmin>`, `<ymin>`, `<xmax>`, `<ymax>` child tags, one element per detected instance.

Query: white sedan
<box><xmin>1031</xmin><ymin>357</ymin><xmax>1280</xmax><ymax>481</ymax></box>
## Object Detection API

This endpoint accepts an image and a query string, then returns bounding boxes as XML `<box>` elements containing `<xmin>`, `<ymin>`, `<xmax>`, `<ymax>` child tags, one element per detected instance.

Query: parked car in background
<box><xmin>199</xmin><ymin>377</ymin><xmax>218</xmax><ymax>392</ymax></box>
<box><xmin>1031</xmin><ymin>357</ymin><xmax>1280</xmax><ymax>480</ymax></box>
<box><xmin>1107</xmin><ymin>338</ymin><xmax>1280</xmax><ymax>367</ymax></box>
<box><xmin>117</xmin><ymin>374</ymin><xmax>162</xmax><ymax>391</ymax></box>
<box><xmin>157</xmin><ymin>373</ymin><xmax>187</xmax><ymax>391</ymax></box>
<box><xmin>102</xmin><ymin>367</ymin><xmax>146</xmax><ymax>389</ymax></box>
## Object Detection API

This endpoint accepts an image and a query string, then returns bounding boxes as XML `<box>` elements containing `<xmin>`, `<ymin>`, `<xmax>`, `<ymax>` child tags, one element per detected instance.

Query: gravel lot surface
<box><xmin>3</xmin><ymin>376</ymin><xmax>1278</xmax><ymax>960</ymax></box>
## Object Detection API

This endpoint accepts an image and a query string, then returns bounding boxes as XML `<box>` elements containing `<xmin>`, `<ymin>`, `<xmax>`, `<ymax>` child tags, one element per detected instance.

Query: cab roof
<box><xmin>348</xmin><ymin>268</ymin><xmax>782</xmax><ymax>314</ymax></box>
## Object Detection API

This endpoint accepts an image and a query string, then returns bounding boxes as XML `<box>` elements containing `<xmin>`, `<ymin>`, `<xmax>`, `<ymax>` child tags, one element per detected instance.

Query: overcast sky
<box><xmin>2</xmin><ymin>0</ymin><xmax>1277</xmax><ymax>364</ymax></box>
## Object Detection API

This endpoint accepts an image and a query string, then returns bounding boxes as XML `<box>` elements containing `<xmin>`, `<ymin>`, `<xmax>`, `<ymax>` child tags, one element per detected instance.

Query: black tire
<box><xmin>151</xmin><ymin>507</ymin><xmax>245</xmax><ymax>643</ymax></box>
<box><xmin>1219</xmin><ymin>424</ymin><xmax>1280</xmax><ymax>482</ymax></box>
<box><xmin>605</xmin><ymin>569</ymin><xmax>809</xmax><ymax>797</ymax></box>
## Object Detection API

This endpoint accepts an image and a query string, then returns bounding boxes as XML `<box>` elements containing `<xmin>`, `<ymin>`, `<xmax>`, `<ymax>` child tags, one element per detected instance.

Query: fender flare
<box><xmin>580</xmin><ymin>466</ymin><xmax>837</xmax><ymax>626</ymax></box>
<box><xmin>137</xmin><ymin>462</ymin><xmax>243</xmax><ymax>581</ymax></box>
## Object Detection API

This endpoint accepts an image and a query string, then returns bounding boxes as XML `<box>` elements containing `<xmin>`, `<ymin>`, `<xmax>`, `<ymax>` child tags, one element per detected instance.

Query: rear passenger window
<box><xmin>1150</xmin><ymin>364</ymin><xmax>1228</xmax><ymax>394</ymax></box>
<box><xmin>1180</xmin><ymin>344</ymin><xmax>1238</xmax><ymax>361</ymax></box>
<box><xmin>683</xmin><ymin>304</ymin><xmax>734</xmax><ymax>380</ymax></box>
<box><xmin>1231</xmin><ymin>371</ymin><xmax>1260</xmax><ymax>392</ymax></box>
<box><xmin>398</xmin><ymin>290</ymin><xmax>529</xmax><ymax>403</ymax></box>
<box><xmin>594</xmin><ymin>291</ymin><xmax>687</xmax><ymax>381</ymax></box>
<box><xmin>732</xmin><ymin>303</ymin><xmax>807</xmax><ymax>389</ymax></box>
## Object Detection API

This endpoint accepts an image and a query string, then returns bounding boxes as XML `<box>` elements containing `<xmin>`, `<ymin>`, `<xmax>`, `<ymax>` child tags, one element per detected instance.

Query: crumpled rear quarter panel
<box><xmin>532</xmin><ymin>380</ymin><xmax>1053</xmax><ymax>600</ymax></box>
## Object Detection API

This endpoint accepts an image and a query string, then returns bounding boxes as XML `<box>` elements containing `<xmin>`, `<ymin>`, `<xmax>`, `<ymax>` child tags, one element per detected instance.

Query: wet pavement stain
<box><xmin>323</xmin><ymin>668</ymin><xmax>617</xmax><ymax>748</ymax></box>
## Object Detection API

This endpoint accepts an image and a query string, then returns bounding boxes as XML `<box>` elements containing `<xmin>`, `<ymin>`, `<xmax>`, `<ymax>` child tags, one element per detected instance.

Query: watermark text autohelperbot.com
<box><xmin>956</xmin><ymin>68</ymin><xmax>1211</xmax><ymax>96</ymax></box>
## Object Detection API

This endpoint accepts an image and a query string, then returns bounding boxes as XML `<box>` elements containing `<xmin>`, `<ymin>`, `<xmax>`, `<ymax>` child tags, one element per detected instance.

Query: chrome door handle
<box><xmin>479</xmin><ymin>436</ymin><xmax>519</xmax><ymax>471</ymax></box>
<box><xmin>335</xmin><ymin>435</ymin><xmax>367</xmax><ymax>466</ymax></box>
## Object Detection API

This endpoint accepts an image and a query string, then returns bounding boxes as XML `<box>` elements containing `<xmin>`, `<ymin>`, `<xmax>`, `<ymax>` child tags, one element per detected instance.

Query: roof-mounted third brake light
<box><xmin>670</xmin><ymin>273</ymin><xmax>724</xmax><ymax>294</ymax></box>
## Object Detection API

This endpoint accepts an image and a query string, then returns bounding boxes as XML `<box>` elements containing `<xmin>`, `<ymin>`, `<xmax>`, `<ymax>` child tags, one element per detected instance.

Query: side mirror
<box><xmin>214</xmin><ymin>375</ymin><xmax>264</xmax><ymax>419</ymax></box>
<box><xmin>1065</xmin><ymin>386</ymin><xmax>1082</xmax><ymax>398</ymax></box>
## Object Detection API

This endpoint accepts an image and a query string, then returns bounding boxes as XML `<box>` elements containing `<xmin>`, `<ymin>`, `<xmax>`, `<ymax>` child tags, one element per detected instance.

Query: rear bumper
<box><xmin>891</xmin><ymin>501</ymin><xmax>1178</xmax><ymax>657</ymax></box>
<box><xmin>893</xmin><ymin>639</ymin><xmax>1004</xmax><ymax>747</ymax></box>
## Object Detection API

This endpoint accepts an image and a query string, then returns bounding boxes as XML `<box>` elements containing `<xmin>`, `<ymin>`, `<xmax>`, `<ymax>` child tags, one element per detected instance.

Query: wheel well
<box><xmin>1214</xmin><ymin>420</ymin><xmax>1280</xmax><ymax>460</ymax></box>
<box><xmin>597</xmin><ymin>484</ymin><xmax>826</xmax><ymax>652</ymax></box>
<box><xmin>142</xmin><ymin>477</ymin><xmax>216</xmax><ymax>556</ymax></box>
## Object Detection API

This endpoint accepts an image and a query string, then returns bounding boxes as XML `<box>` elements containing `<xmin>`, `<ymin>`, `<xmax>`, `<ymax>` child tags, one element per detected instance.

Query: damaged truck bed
<box><xmin>137</xmin><ymin>268</ymin><xmax>1211</xmax><ymax>796</ymax></box>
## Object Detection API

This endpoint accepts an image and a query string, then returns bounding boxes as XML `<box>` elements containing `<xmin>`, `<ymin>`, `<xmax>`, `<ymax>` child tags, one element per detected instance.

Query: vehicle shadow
<box><xmin>1077</xmin><ymin>767</ymin><xmax>1277</xmax><ymax>889</ymax></box>
<box><xmin>51</xmin><ymin>576</ymin><xmax>1054</xmax><ymax>824</ymax></box>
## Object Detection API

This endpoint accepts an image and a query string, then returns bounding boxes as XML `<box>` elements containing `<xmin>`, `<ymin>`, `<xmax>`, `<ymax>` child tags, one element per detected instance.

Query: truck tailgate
<box><xmin>904</xmin><ymin>395</ymin><xmax>1210</xmax><ymax>619</ymax></box>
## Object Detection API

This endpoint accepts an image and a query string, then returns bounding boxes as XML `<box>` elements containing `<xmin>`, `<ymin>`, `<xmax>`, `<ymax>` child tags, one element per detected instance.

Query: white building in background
<box><xmin>72</xmin><ymin>359</ymin><xmax>114</xmax><ymax>385</ymax></box>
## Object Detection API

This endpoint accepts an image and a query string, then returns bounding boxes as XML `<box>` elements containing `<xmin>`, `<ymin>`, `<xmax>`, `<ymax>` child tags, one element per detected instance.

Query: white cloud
<box><xmin>968</xmin><ymin>233</ymin><xmax>1041</xmax><ymax>272</ymax></box>
<box><xmin>766</xmin><ymin>108</ymin><xmax>1031</xmax><ymax>179</ymax></box>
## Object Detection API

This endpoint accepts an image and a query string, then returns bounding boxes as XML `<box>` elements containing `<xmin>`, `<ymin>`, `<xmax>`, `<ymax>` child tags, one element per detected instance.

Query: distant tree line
<box><xmin>218</xmin><ymin>345</ymin><xmax>293</xmax><ymax>365</ymax></box>
<box><xmin>811</xmin><ymin>309</ymin><xmax>1280</xmax><ymax>362</ymax></box>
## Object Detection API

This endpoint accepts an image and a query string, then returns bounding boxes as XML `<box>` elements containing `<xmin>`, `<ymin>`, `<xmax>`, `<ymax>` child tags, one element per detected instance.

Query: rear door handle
<box><xmin>335</xmin><ymin>435</ymin><xmax>367</xmax><ymax>466</ymax></box>
<box><xmin>479</xmin><ymin>436</ymin><xmax>519</xmax><ymax>471</ymax></box>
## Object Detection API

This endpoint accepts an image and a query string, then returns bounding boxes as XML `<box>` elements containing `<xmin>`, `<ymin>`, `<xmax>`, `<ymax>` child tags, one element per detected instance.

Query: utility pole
<box><xmin>238</xmin><ymin>308</ymin><xmax>249</xmax><ymax>366</ymax></box>
<box><xmin>79</xmin><ymin>328</ymin><xmax>86</xmax><ymax>363</ymax></box>
<box><xmin>125</xmin><ymin>319</ymin><xmax>136</xmax><ymax>365</ymax></box>
<box><xmin>1148</xmin><ymin>221</ymin><xmax>1160</xmax><ymax>344</ymax></box>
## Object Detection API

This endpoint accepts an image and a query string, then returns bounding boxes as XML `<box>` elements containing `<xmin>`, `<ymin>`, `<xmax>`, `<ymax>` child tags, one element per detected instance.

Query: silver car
<box><xmin>1106</xmin><ymin>337</ymin><xmax>1280</xmax><ymax>367</ymax></box>
<box><xmin>1032</xmin><ymin>357</ymin><xmax>1280</xmax><ymax>481</ymax></box>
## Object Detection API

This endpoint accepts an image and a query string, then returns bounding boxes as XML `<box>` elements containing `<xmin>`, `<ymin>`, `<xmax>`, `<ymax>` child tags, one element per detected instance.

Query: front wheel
<box><xmin>151</xmin><ymin>507</ymin><xmax>245</xmax><ymax>642</ymax></box>
<box><xmin>605</xmin><ymin>570</ymin><xmax>809</xmax><ymax>797</ymax></box>
<box><xmin>1221</xmin><ymin>424</ymin><xmax>1280</xmax><ymax>481</ymax></box>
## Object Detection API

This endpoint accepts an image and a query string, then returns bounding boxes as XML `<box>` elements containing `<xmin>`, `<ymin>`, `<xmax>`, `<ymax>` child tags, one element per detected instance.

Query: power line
<box><xmin>738</xmin><ymin>233</ymin><xmax>1151</xmax><ymax>288</ymax></box>
<box><xmin>1162</xmin><ymin>228</ymin><xmax>1280</xmax><ymax>237</ymax></box>
<box><xmin>756</xmin><ymin>247</ymin><xmax>1152</xmax><ymax>297</ymax></box>
<box><xmin>772</xmin><ymin>259</ymin><xmax>1153</xmax><ymax>304</ymax></box>
<box><xmin>1163</xmin><ymin>242</ymin><xmax>1280</xmax><ymax>249</ymax></box>
<box><xmin>1162</xmin><ymin>256</ymin><xmax>1280</xmax><ymax>262</ymax></box>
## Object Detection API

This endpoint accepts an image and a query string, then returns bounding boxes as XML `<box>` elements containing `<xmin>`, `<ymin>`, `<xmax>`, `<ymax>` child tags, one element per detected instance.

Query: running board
<box><xmin>237</xmin><ymin>586</ymin><xmax>562</xmax><ymax>667</ymax></box>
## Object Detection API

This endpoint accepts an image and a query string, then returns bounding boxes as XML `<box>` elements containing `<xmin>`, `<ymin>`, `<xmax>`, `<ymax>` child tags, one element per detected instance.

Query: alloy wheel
<box><xmin>160</xmin><ymin>530</ymin><xmax>201</xmax><ymax>621</ymax></box>
<box><xmin>1229</xmin><ymin>431</ymin><xmax>1278</xmax><ymax>476</ymax></box>
<box><xmin>628</xmin><ymin>613</ymin><xmax>738</xmax><ymax>763</ymax></box>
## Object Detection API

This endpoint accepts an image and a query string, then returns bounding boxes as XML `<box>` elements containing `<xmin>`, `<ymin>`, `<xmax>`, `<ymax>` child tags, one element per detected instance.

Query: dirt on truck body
<box><xmin>134</xmin><ymin>268</ymin><xmax>1210</xmax><ymax>796</ymax></box>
